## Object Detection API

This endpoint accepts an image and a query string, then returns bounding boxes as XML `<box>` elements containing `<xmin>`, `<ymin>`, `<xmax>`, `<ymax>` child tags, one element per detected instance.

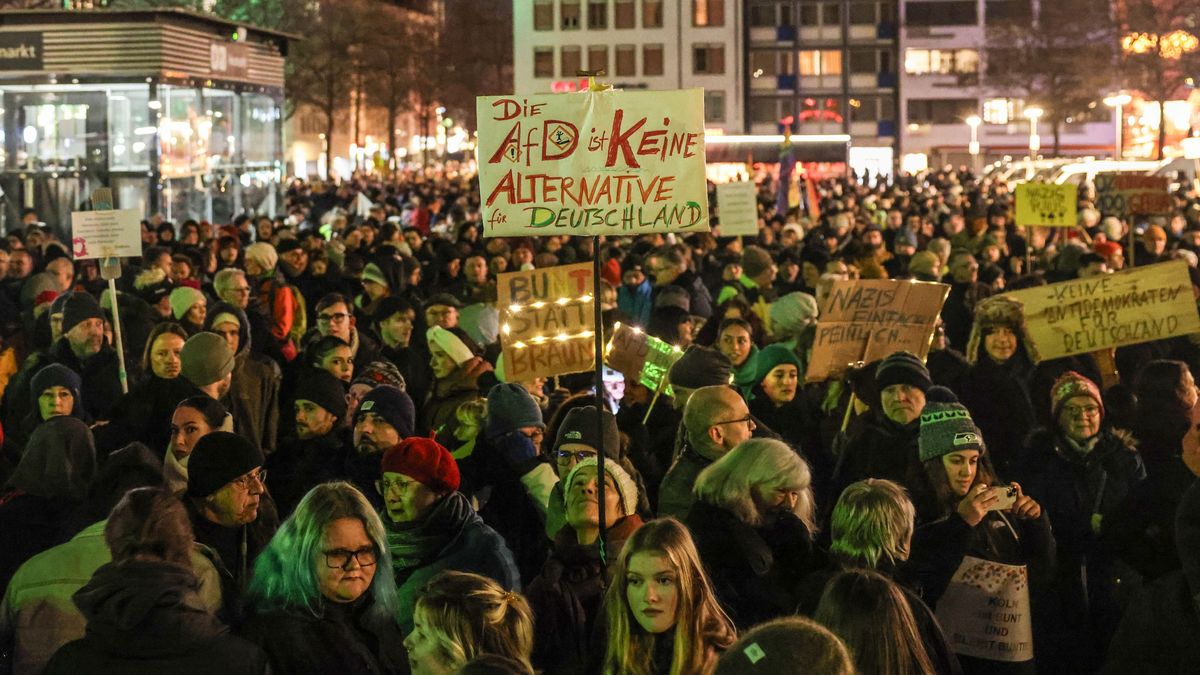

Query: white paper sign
<box><xmin>70</xmin><ymin>208</ymin><xmax>142</xmax><ymax>260</ymax></box>
<box><xmin>935</xmin><ymin>555</ymin><xmax>1034</xmax><ymax>663</ymax></box>
<box><xmin>715</xmin><ymin>181</ymin><xmax>759</xmax><ymax>237</ymax></box>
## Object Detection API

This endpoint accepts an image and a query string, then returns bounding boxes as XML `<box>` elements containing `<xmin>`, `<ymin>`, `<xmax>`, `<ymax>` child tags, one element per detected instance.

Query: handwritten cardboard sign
<box><xmin>1015</xmin><ymin>183</ymin><xmax>1077</xmax><ymax>227</ymax></box>
<box><xmin>604</xmin><ymin>322</ymin><xmax>681</xmax><ymax>396</ymax></box>
<box><xmin>806</xmin><ymin>279</ymin><xmax>949</xmax><ymax>382</ymax></box>
<box><xmin>1094</xmin><ymin>173</ymin><xmax>1172</xmax><ymax>216</ymax></box>
<box><xmin>935</xmin><ymin>557</ymin><xmax>1034</xmax><ymax>663</ymax></box>
<box><xmin>476</xmin><ymin>88</ymin><xmax>710</xmax><ymax>237</ymax></box>
<box><xmin>497</xmin><ymin>262</ymin><xmax>595</xmax><ymax>380</ymax></box>
<box><xmin>1004</xmin><ymin>260</ymin><xmax>1200</xmax><ymax>360</ymax></box>
<box><xmin>716</xmin><ymin>181</ymin><xmax>759</xmax><ymax>237</ymax></box>
<box><xmin>70</xmin><ymin>208</ymin><xmax>142</xmax><ymax>260</ymax></box>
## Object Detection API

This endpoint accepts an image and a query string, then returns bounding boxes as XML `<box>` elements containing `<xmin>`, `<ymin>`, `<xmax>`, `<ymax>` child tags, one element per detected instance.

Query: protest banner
<box><xmin>1094</xmin><ymin>173</ymin><xmax>1172</xmax><ymax>216</ymax></box>
<box><xmin>806</xmin><ymin>279</ymin><xmax>949</xmax><ymax>382</ymax></box>
<box><xmin>715</xmin><ymin>181</ymin><xmax>759</xmax><ymax>237</ymax></box>
<box><xmin>604</xmin><ymin>322</ymin><xmax>682</xmax><ymax>397</ymax></box>
<box><xmin>475</xmin><ymin>88</ymin><xmax>710</xmax><ymax>237</ymax></box>
<box><xmin>497</xmin><ymin>262</ymin><xmax>595</xmax><ymax>380</ymax></box>
<box><xmin>1004</xmin><ymin>260</ymin><xmax>1200</xmax><ymax>361</ymax></box>
<box><xmin>1014</xmin><ymin>183</ymin><xmax>1077</xmax><ymax>227</ymax></box>
<box><xmin>70</xmin><ymin>208</ymin><xmax>142</xmax><ymax>260</ymax></box>
<box><xmin>935</xmin><ymin>557</ymin><xmax>1034</xmax><ymax>663</ymax></box>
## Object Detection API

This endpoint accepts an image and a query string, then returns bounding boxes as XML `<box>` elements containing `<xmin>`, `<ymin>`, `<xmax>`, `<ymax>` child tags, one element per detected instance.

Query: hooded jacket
<box><xmin>206</xmin><ymin>302</ymin><xmax>282</xmax><ymax>455</ymax></box>
<box><xmin>421</xmin><ymin>355</ymin><xmax>495</xmax><ymax>445</ymax></box>
<box><xmin>43</xmin><ymin>560</ymin><xmax>266</xmax><ymax>675</ymax></box>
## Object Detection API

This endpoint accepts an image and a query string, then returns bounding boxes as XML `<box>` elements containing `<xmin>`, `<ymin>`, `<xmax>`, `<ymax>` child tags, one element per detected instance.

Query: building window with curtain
<box><xmin>693</xmin><ymin>44</ymin><xmax>725</xmax><ymax>74</ymax></box>
<box><xmin>588</xmin><ymin>0</ymin><xmax>607</xmax><ymax>28</ymax></box>
<box><xmin>615</xmin><ymin>44</ymin><xmax>636</xmax><ymax>75</ymax></box>
<box><xmin>561</xmin><ymin>45</ymin><xmax>582</xmax><ymax>76</ymax></box>
<box><xmin>643</xmin><ymin>0</ymin><xmax>663</xmax><ymax>27</ymax></box>
<box><xmin>534</xmin><ymin>47</ymin><xmax>554</xmax><ymax>77</ymax></box>
<box><xmin>643</xmin><ymin>44</ymin><xmax>664</xmax><ymax>75</ymax></box>
<box><xmin>693</xmin><ymin>0</ymin><xmax>725</xmax><ymax>26</ymax></box>
<box><xmin>534</xmin><ymin>0</ymin><xmax>553</xmax><ymax>30</ymax></box>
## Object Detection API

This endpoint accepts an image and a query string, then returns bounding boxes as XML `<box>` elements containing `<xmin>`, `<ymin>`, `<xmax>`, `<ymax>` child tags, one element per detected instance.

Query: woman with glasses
<box><xmin>1020</xmin><ymin>372</ymin><xmax>1144</xmax><ymax>671</ymax></box>
<box><xmin>685</xmin><ymin>437</ymin><xmax>822</xmax><ymax>631</ymax></box>
<box><xmin>242</xmin><ymin>481</ymin><xmax>408</xmax><ymax>675</ymax></box>
<box><xmin>377</xmin><ymin>436</ymin><xmax>520</xmax><ymax>635</ymax></box>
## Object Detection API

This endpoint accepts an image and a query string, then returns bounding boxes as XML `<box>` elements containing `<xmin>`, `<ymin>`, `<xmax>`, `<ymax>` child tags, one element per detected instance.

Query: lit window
<box><xmin>982</xmin><ymin>98</ymin><xmax>1024</xmax><ymax>124</ymax></box>
<box><xmin>693</xmin><ymin>0</ymin><xmax>725</xmax><ymax>26</ymax></box>
<box><xmin>643</xmin><ymin>0</ymin><xmax>663</xmax><ymax>27</ymax></box>
<box><xmin>799</xmin><ymin>50</ymin><xmax>842</xmax><ymax>76</ymax></box>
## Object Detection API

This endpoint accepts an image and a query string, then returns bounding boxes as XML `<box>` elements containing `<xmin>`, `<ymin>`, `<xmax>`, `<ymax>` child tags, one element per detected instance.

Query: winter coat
<box><xmin>832</xmin><ymin>412</ymin><xmax>925</xmax><ymax>500</ymax></box>
<box><xmin>43</xmin><ymin>560</ymin><xmax>266</xmax><ymax>675</ymax></box>
<box><xmin>380</xmin><ymin>343</ymin><xmax>432</xmax><ymax>421</ymax></box>
<box><xmin>457</xmin><ymin>431</ymin><xmax>552</xmax><ymax>585</ymax></box>
<box><xmin>240</xmin><ymin>599</ymin><xmax>409</xmax><ymax>675</ymax></box>
<box><xmin>206</xmin><ymin>303</ymin><xmax>283</xmax><ymax>456</ymax></box>
<box><xmin>0</xmin><ymin>520</ymin><xmax>224</xmax><ymax>675</ymax></box>
<box><xmin>958</xmin><ymin>354</ymin><xmax>1037</xmax><ymax>478</ymax></box>
<box><xmin>941</xmin><ymin>281</ymin><xmax>992</xmax><ymax>352</ymax></box>
<box><xmin>658</xmin><ymin>445</ymin><xmax>715</xmax><ymax>520</ymax></box>
<box><xmin>421</xmin><ymin>356</ymin><xmax>495</xmax><ymax>446</ymax></box>
<box><xmin>685</xmin><ymin>500</ymin><xmax>823</xmax><ymax>631</ymax></box>
<box><xmin>1017</xmin><ymin>427</ymin><xmax>1145</xmax><ymax>672</ymax></box>
<box><xmin>527</xmin><ymin>515</ymin><xmax>643</xmax><ymax>675</ymax></box>
<box><xmin>265</xmin><ymin>428</ymin><xmax>351</xmax><ymax>518</ymax></box>
<box><xmin>93</xmin><ymin>374</ymin><xmax>196</xmax><ymax>457</ymax></box>
<box><xmin>385</xmin><ymin>491</ymin><xmax>520</xmax><ymax>635</ymax></box>
<box><xmin>658</xmin><ymin>269</ymin><xmax>713</xmax><ymax>319</ymax></box>
<box><xmin>187</xmin><ymin>496</ymin><xmax>280</xmax><ymax>625</ymax></box>
<box><xmin>46</xmin><ymin>337</ymin><xmax>123</xmax><ymax>422</ymax></box>
<box><xmin>617</xmin><ymin>279</ymin><xmax>652</xmax><ymax>327</ymax></box>
<box><xmin>1102</xmin><ymin>455</ymin><xmax>1194</xmax><ymax>581</ymax></box>
<box><xmin>615</xmin><ymin>395</ymin><xmax>681</xmax><ymax>507</ymax></box>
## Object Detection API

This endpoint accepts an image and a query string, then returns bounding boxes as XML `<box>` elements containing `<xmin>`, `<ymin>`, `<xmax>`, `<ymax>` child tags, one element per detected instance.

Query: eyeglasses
<box><xmin>375</xmin><ymin>476</ymin><xmax>419</xmax><ymax>495</ymax></box>
<box><xmin>229</xmin><ymin>286</ymin><xmax>252</xmax><ymax>295</ymax></box>
<box><xmin>318</xmin><ymin>312</ymin><xmax>349</xmax><ymax>324</ymax></box>
<box><xmin>712</xmin><ymin>415</ymin><xmax>756</xmax><ymax>430</ymax></box>
<box><xmin>230</xmin><ymin>469</ymin><xmax>267</xmax><ymax>490</ymax></box>
<box><xmin>555</xmin><ymin>449</ymin><xmax>596</xmax><ymax>462</ymax></box>
<box><xmin>522</xmin><ymin>429</ymin><xmax>545</xmax><ymax>444</ymax></box>
<box><xmin>323</xmin><ymin>547</ymin><xmax>377</xmax><ymax>570</ymax></box>
<box><xmin>1063</xmin><ymin>405</ymin><xmax>1101</xmax><ymax>418</ymax></box>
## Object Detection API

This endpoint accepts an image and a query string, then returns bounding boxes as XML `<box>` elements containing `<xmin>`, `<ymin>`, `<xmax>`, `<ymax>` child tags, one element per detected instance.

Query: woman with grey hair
<box><xmin>684</xmin><ymin>437</ymin><xmax>823</xmax><ymax>630</ymax></box>
<box><xmin>241</xmin><ymin>481</ymin><xmax>407</xmax><ymax>674</ymax></box>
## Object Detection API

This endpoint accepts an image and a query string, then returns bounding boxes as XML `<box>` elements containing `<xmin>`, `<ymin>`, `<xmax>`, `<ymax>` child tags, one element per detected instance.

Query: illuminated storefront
<box><xmin>0</xmin><ymin>9</ymin><xmax>290</xmax><ymax>234</ymax></box>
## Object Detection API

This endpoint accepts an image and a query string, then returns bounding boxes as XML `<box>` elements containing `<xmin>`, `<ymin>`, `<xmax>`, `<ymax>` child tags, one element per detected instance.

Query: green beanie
<box><xmin>918</xmin><ymin>402</ymin><xmax>984</xmax><ymax>462</ymax></box>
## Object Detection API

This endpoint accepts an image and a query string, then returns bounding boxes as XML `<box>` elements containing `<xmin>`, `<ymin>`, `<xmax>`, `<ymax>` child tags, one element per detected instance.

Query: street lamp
<box><xmin>965</xmin><ymin>114</ymin><xmax>982</xmax><ymax>173</ymax></box>
<box><xmin>1024</xmin><ymin>106</ymin><xmax>1043</xmax><ymax>159</ymax></box>
<box><xmin>1103</xmin><ymin>93</ymin><xmax>1132</xmax><ymax>161</ymax></box>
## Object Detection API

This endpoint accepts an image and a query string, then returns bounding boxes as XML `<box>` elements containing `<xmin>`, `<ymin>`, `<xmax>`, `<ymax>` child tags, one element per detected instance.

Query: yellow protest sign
<box><xmin>476</xmin><ymin>88</ymin><xmax>710</xmax><ymax>237</ymax></box>
<box><xmin>497</xmin><ymin>262</ymin><xmax>596</xmax><ymax>380</ymax></box>
<box><xmin>1015</xmin><ymin>183</ymin><xmax>1077</xmax><ymax>227</ymax></box>
<box><xmin>806</xmin><ymin>279</ymin><xmax>949</xmax><ymax>382</ymax></box>
<box><xmin>1004</xmin><ymin>260</ymin><xmax>1200</xmax><ymax>360</ymax></box>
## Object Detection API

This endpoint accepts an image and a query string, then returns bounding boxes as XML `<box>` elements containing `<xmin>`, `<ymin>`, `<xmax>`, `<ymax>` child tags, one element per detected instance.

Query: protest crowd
<box><xmin>1</xmin><ymin>164</ymin><xmax>1199</xmax><ymax>675</ymax></box>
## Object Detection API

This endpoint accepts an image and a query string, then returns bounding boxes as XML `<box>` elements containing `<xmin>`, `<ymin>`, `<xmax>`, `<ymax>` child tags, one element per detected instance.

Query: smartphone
<box><xmin>984</xmin><ymin>484</ymin><xmax>1018</xmax><ymax>511</ymax></box>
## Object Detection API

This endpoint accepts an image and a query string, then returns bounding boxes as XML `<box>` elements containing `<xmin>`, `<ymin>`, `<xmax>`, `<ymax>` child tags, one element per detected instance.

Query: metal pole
<box><xmin>592</xmin><ymin>234</ymin><xmax>607</xmax><ymax>563</ymax></box>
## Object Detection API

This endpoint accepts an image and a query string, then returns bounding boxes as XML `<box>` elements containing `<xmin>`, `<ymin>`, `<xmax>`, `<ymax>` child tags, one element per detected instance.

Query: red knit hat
<box><xmin>381</xmin><ymin>437</ymin><xmax>460</xmax><ymax>493</ymax></box>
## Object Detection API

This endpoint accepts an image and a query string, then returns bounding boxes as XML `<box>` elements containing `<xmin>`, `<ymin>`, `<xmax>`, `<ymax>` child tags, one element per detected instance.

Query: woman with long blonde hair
<box><xmin>603</xmin><ymin>518</ymin><xmax>736</xmax><ymax>675</ymax></box>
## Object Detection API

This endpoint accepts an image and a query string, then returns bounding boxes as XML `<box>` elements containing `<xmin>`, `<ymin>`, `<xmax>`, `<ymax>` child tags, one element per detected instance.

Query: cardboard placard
<box><xmin>496</xmin><ymin>262</ymin><xmax>595</xmax><ymax>380</ymax></box>
<box><xmin>1004</xmin><ymin>260</ymin><xmax>1200</xmax><ymax>360</ymax></box>
<box><xmin>1094</xmin><ymin>173</ymin><xmax>1172</xmax><ymax>216</ymax></box>
<box><xmin>604</xmin><ymin>322</ymin><xmax>681</xmax><ymax>396</ymax></box>
<box><xmin>806</xmin><ymin>279</ymin><xmax>950</xmax><ymax>382</ymax></box>
<box><xmin>1014</xmin><ymin>183</ymin><xmax>1077</xmax><ymax>227</ymax></box>
<box><xmin>70</xmin><ymin>208</ymin><xmax>142</xmax><ymax>260</ymax></box>
<box><xmin>715</xmin><ymin>181</ymin><xmax>759</xmax><ymax>237</ymax></box>
<box><xmin>476</xmin><ymin>88</ymin><xmax>710</xmax><ymax>237</ymax></box>
<box><xmin>935</xmin><ymin>556</ymin><xmax>1034</xmax><ymax>663</ymax></box>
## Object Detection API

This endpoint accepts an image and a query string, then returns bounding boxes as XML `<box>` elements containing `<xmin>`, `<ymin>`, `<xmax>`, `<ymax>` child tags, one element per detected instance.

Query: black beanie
<box><xmin>186</xmin><ymin>432</ymin><xmax>264</xmax><ymax>498</ymax></box>
<box><xmin>668</xmin><ymin>345</ymin><xmax>733</xmax><ymax>389</ymax></box>
<box><xmin>61</xmin><ymin>292</ymin><xmax>104</xmax><ymax>336</ymax></box>
<box><xmin>294</xmin><ymin>370</ymin><xmax>349</xmax><ymax>420</ymax></box>
<box><xmin>353</xmin><ymin>385</ymin><xmax>415</xmax><ymax>438</ymax></box>
<box><xmin>554</xmin><ymin>405</ymin><xmax>619</xmax><ymax>459</ymax></box>
<box><xmin>875</xmin><ymin>351</ymin><xmax>932</xmax><ymax>392</ymax></box>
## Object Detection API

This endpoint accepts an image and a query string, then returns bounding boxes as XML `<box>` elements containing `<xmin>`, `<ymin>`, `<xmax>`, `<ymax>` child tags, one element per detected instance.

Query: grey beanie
<box><xmin>875</xmin><ymin>351</ymin><xmax>932</xmax><ymax>392</ymax></box>
<box><xmin>918</xmin><ymin>402</ymin><xmax>985</xmax><ymax>462</ymax></box>
<box><xmin>486</xmin><ymin>383</ymin><xmax>544</xmax><ymax>438</ymax></box>
<box><xmin>180</xmin><ymin>332</ymin><xmax>236</xmax><ymax>387</ymax></box>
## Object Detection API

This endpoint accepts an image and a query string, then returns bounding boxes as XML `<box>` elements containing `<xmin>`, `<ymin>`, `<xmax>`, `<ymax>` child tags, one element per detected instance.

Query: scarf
<box><xmin>385</xmin><ymin>492</ymin><xmax>474</xmax><ymax>579</ymax></box>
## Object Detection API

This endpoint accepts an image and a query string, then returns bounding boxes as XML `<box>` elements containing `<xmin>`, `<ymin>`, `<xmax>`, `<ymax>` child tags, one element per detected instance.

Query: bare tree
<box><xmin>1116</xmin><ymin>0</ymin><xmax>1200</xmax><ymax>159</ymax></box>
<box><xmin>981</xmin><ymin>0</ymin><xmax>1116</xmax><ymax>156</ymax></box>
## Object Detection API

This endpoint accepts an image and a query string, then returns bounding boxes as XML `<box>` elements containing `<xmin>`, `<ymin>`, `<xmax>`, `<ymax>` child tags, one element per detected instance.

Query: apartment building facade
<box><xmin>512</xmin><ymin>0</ymin><xmax>744</xmax><ymax>133</ymax></box>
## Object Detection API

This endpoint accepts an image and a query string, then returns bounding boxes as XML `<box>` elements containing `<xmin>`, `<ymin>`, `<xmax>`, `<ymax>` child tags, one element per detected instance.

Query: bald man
<box><xmin>658</xmin><ymin>385</ymin><xmax>756</xmax><ymax>518</ymax></box>
<box><xmin>45</xmin><ymin>257</ymin><xmax>74</xmax><ymax>293</ymax></box>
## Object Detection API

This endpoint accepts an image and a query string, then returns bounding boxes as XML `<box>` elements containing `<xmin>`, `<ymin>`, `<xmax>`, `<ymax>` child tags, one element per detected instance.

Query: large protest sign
<box><xmin>476</xmin><ymin>88</ymin><xmax>710</xmax><ymax>237</ymax></box>
<box><xmin>604</xmin><ymin>322</ymin><xmax>682</xmax><ymax>396</ymax></box>
<box><xmin>497</xmin><ymin>262</ymin><xmax>595</xmax><ymax>380</ymax></box>
<box><xmin>1004</xmin><ymin>260</ymin><xmax>1200</xmax><ymax>360</ymax></box>
<box><xmin>1094</xmin><ymin>173</ymin><xmax>1172</xmax><ymax>216</ymax></box>
<box><xmin>1014</xmin><ymin>183</ymin><xmax>1077</xmax><ymax>227</ymax></box>
<box><xmin>70</xmin><ymin>208</ymin><xmax>142</xmax><ymax>260</ymax></box>
<box><xmin>935</xmin><ymin>557</ymin><xmax>1034</xmax><ymax>663</ymax></box>
<box><xmin>807</xmin><ymin>279</ymin><xmax>949</xmax><ymax>382</ymax></box>
<box><xmin>715</xmin><ymin>181</ymin><xmax>759</xmax><ymax>237</ymax></box>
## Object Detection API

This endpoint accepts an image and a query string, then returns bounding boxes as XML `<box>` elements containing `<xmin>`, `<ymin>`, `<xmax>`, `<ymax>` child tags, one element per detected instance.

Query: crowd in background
<box><xmin>0</xmin><ymin>163</ymin><xmax>1198</xmax><ymax>674</ymax></box>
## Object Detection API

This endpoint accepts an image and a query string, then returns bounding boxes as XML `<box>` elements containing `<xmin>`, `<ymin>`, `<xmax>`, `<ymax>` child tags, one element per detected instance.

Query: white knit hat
<box><xmin>243</xmin><ymin>242</ymin><xmax>278</xmax><ymax>272</ymax></box>
<box><xmin>565</xmin><ymin>456</ymin><xmax>638</xmax><ymax>517</ymax></box>
<box><xmin>427</xmin><ymin>326</ymin><xmax>474</xmax><ymax>365</ymax></box>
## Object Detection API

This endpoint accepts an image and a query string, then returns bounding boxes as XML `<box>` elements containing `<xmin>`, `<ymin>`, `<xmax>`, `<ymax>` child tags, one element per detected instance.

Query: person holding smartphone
<box><xmin>907</xmin><ymin>399</ymin><xmax>1055</xmax><ymax>675</ymax></box>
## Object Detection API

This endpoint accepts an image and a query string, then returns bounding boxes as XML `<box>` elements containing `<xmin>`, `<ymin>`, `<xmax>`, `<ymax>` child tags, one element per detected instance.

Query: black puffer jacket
<box><xmin>44</xmin><ymin>560</ymin><xmax>267</xmax><ymax>675</ymax></box>
<box><xmin>240</xmin><ymin>598</ymin><xmax>409</xmax><ymax>675</ymax></box>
